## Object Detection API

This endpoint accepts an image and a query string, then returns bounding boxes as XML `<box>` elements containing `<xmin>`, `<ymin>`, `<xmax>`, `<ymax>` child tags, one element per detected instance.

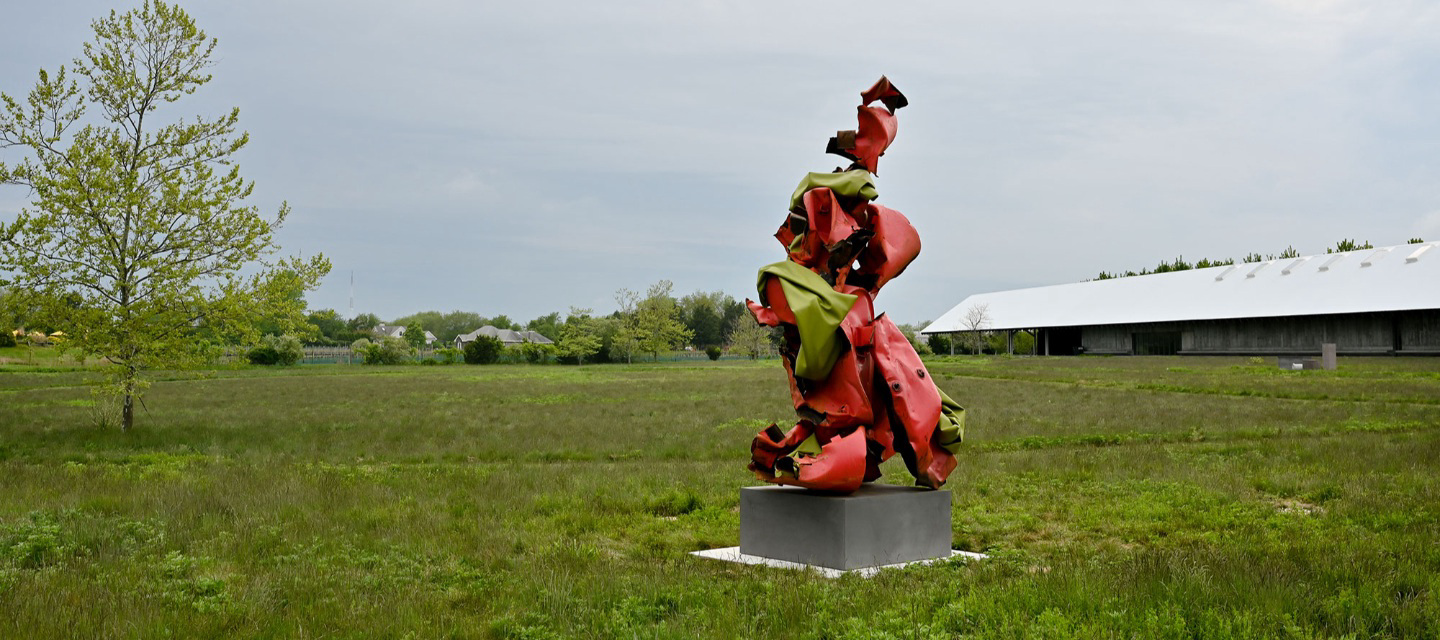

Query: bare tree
<box><xmin>962</xmin><ymin>303</ymin><xmax>991</xmax><ymax>354</ymax></box>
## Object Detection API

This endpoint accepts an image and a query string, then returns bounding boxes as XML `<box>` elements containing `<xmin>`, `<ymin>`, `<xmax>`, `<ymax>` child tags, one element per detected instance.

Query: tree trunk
<box><xmin>122</xmin><ymin>391</ymin><xmax>134</xmax><ymax>431</ymax></box>
<box><xmin>121</xmin><ymin>365</ymin><xmax>136</xmax><ymax>431</ymax></box>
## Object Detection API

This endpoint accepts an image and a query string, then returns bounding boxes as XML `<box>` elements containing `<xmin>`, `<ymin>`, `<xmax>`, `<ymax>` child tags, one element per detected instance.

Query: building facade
<box><xmin>923</xmin><ymin>243</ymin><xmax>1440</xmax><ymax>356</ymax></box>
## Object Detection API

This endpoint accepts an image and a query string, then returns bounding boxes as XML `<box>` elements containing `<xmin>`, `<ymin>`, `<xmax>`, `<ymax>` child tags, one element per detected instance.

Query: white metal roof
<box><xmin>922</xmin><ymin>242</ymin><xmax>1440</xmax><ymax>333</ymax></box>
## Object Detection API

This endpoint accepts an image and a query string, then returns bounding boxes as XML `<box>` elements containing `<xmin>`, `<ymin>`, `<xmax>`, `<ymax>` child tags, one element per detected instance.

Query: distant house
<box><xmin>454</xmin><ymin>326</ymin><xmax>554</xmax><ymax>350</ymax></box>
<box><xmin>372</xmin><ymin>323</ymin><xmax>437</xmax><ymax>346</ymax></box>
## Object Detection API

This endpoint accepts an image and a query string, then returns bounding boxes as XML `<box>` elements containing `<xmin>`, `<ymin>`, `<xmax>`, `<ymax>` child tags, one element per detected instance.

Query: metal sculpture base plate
<box><xmin>730</xmin><ymin>484</ymin><xmax>956</xmax><ymax>572</ymax></box>
<box><xmin>690</xmin><ymin>546</ymin><xmax>985</xmax><ymax>578</ymax></box>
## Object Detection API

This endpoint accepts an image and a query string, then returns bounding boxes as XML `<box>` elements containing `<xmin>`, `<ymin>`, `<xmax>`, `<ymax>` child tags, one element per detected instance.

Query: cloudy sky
<box><xmin>3</xmin><ymin>0</ymin><xmax>1437</xmax><ymax>325</ymax></box>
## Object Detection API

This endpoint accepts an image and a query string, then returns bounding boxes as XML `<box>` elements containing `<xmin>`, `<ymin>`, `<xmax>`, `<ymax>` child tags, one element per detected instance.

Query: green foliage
<box><xmin>555</xmin><ymin>307</ymin><xmax>602</xmax><ymax>365</ymax></box>
<box><xmin>304</xmin><ymin>308</ymin><xmax>358</xmax><ymax>345</ymax></box>
<box><xmin>433</xmin><ymin>347</ymin><xmax>461</xmax><ymax>365</ymax></box>
<box><xmin>679</xmin><ymin>290</ymin><xmax>739</xmax><ymax>348</ymax></box>
<box><xmin>705</xmin><ymin>345</ymin><xmax>722</xmax><ymax>360</ymax></box>
<box><xmin>1327</xmin><ymin>238</ymin><xmax>1374</xmax><ymax>254</ymax></box>
<box><xmin>0</xmin><ymin>1</ymin><xmax>328</xmax><ymax>429</ymax></box>
<box><xmin>1</xmin><ymin>511</ymin><xmax>69</xmax><ymax>569</ymax></box>
<box><xmin>1408</xmin><ymin>237</ymin><xmax>1426</xmax><ymax>244</ymax></box>
<box><xmin>351</xmin><ymin>336</ymin><xmax>412</xmax><ymax>365</ymax></box>
<box><xmin>245</xmin><ymin>334</ymin><xmax>303</xmax><ymax>366</ymax></box>
<box><xmin>462</xmin><ymin>335</ymin><xmax>503</xmax><ymax>365</ymax></box>
<box><xmin>927</xmin><ymin>332</ymin><xmax>952</xmax><ymax>355</ymax></box>
<box><xmin>348</xmin><ymin>313</ymin><xmax>382</xmax><ymax>333</ymax></box>
<box><xmin>0</xmin><ymin>330</ymin><xmax>14</xmax><ymax>348</ymax></box>
<box><xmin>726</xmin><ymin>315</ymin><xmax>773</xmax><ymax>360</ymax></box>
<box><xmin>488</xmin><ymin>314</ymin><xmax>519</xmax><ymax>331</ymax></box>
<box><xmin>525</xmin><ymin>312</ymin><xmax>562</xmax><ymax>342</ymax></box>
<box><xmin>615</xmin><ymin>281</ymin><xmax>693</xmax><ymax>362</ymax></box>
<box><xmin>519</xmin><ymin>341</ymin><xmax>553</xmax><ymax>364</ymax></box>
<box><xmin>402</xmin><ymin>323</ymin><xmax>426</xmax><ymax>349</ymax></box>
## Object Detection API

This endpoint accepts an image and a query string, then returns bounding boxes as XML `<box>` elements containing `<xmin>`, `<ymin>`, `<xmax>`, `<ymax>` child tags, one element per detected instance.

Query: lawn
<box><xmin>1</xmin><ymin>355</ymin><xmax>1438</xmax><ymax>638</ymax></box>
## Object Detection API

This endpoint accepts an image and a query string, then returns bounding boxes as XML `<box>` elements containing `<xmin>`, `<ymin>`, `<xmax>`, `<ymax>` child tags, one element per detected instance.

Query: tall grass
<box><xmin>1</xmin><ymin>356</ymin><xmax>1438</xmax><ymax>637</ymax></box>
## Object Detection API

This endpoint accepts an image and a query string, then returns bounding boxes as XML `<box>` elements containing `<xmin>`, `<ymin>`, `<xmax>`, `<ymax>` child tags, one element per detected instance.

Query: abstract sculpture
<box><xmin>746</xmin><ymin>77</ymin><xmax>965</xmax><ymax>493</ymax></box>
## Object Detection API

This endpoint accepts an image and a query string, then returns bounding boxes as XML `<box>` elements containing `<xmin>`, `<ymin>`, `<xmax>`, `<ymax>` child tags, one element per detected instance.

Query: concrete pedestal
<box><xmin>738</xmin><ymin>484</ymin><xmax>952</xmax><ymax>571</ymax></box>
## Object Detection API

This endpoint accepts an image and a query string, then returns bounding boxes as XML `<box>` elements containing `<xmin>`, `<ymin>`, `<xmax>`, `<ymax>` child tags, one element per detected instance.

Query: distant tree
<box><xmin>962</xmin><ymin>303</ymin><xmax>991</xmax><ymax>354</ymax></box>
<box><xmin>402</xmin><ymin>323</ymin><xmax>426</xmax><ymax>348</ymax></box>
<box><xmin>720</xmin><ymin>297</ymin><xmax>748</xmax><ymax>336</ymax></box>
<box><xmin>462</xmin><ymin>334</ymin><xmax>503</xmax><ymax>365</ymax></box>
<box><xmin>679</xmin><ymin>290</ymin><xmax>732</xmax><ymax>348</ymax></box>
<box><xmin>391</xmin><ymin>311</ymin><xmax>443</xmax><ymax>337</ymax></box>
<box><xmin>488</xmin><ymin>314</ymin><xmax>519</xmax><ymax>331</ymax></box>
<box><xmin>727</xmin><ymin>315</ymin><xmax>774</xmax><ymax>360</ymax></box>
<box><xmin>246</xmin><ymin>334</ymin><xmax>303</xmax><ymax>366</ymax></box>
<box><xmin>1408</xmin><ymin>237</ymin><xmax>1426</xmax><ymax>244</ymax></box>
<box><xmin>927</xmin><ymin>332</ymin><xmax>952</xmax><ymax>356</ymax></box>
<box><xmin>592</xmin><ymin>315</ymin><xmax>623</xmax><ymax>364</ymax></box>
<box><xmin>612</xmin><ymin>289</ymin><xmax>643</xmax><ymax>364</ymax></box>
<box><xmin>555</xmin><ymin>307</ymin><xmax>602</xmax><ymax>365</ymax></box>
<box><xmin>1151</xmin><ymin>257</ymin><xmax>1192</xmax><ymax>274</ymax></box>
<box><xmin>0</xmin><ymin>2</ymin><xmax>329</xmax><ymax>429</ymax></box>
<box><xmin>1326</xmin><ymin>239</ymin><xmax>1373</xmax><ymax>254</ymax></box>
<box><xmin>348</xmin><ymin>313</ymin><xmax>382</xmax><ymax>333</ymax></box>
<box><xmin>629</xmin><ymin>281</ymin><xmax>693</xmax><ymax>361</ymax></box>
<box><xmin>526</xmin><ymin>311</ymin><xmax>562</xmax><ymax>342</ymax></box>
<box><xmin>306</xmin><ymin>309</ymin><xmax>347</xmax><ymax>344</ymax></box>
<box><xmin>1277</xmin><ymin>245</ymin><xmax>1300</xmax><ymax>259</ymax></box>
<box><xmin>1241</xmin><ymin>252</ymin><xmax>1265</xmax><ymax>264</ymax></box>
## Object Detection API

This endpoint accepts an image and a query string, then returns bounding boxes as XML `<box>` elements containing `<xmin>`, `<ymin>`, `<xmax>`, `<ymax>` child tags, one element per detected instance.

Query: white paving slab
<box><xmin>690</xmin><ymin>546</ymin><xmax>987</xmax><ymax>579</ymax></box>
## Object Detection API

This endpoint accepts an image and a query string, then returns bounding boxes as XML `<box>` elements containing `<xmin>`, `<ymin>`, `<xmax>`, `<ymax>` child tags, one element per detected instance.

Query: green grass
<box><xmin>2</xmin><ymin>356</ymin><xmax>1439</xmax><ymax>638</ymax></box>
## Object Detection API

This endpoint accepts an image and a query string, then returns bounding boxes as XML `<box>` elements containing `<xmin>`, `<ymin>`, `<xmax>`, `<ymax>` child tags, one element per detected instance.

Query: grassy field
<box><xmin>1</xmin><ymin>353</ymin><xmax>1438</xmax><ymax>638</ymax></box>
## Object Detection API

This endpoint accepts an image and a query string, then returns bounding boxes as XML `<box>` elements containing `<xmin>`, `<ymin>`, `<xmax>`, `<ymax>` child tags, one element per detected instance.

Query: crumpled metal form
<box><xmin>746</xmin><ymin>77</ymin><xmax>965</xmax><ymax>493</ymax></box>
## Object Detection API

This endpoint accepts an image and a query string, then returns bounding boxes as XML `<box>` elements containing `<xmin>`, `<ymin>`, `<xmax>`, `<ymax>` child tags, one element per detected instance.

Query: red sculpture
<box><xmin>747</xmin><ymin>77</ymin><xmax>965</xmax><ymax>493</ymax></box>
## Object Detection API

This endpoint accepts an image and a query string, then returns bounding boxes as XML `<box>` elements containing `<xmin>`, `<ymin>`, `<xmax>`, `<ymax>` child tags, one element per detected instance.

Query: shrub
<box><xmin>705</xmin><ymin>346</ymin><xmax>722</xmax><ymax>361</ymax></box>
<box><xmin>434</xmin><ymin>347</ymin><xmax>461</xmax><ymax>365</ymax></box>
<box><xmin>245</xmin><ymin>334</ymin><xmax>303</xmax><ymax>366</ymax></box>
<box><xmin>353</xmin><ymin>336</ymin><xmax>412</xmax><ymax>365</ymax></box>
<box><xmin>926</xmin><ymin>333</ymin><xmax>951</xmax><ymax>355</ymax></box>
<box><xmin>462</xmin><ymin>335</ymin><xmax>504</xmax><ymax>364</ymax></box>
<box><xmin>520</xmin><ymin>342</ymin><xmax>554</xmax><ymax>364</ymax></box>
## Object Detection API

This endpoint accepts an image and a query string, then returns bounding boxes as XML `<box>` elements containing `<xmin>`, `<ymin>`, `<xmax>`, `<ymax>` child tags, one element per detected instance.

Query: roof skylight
<box><xmin>1361</xmin><ymin>248</ymin><xmax>1391</xmax><ymax>267</ymax></box>
<box><xmin>1406</xmin><ymin>244</ymin><xmax>1434</xmax><ymax>264</ymax></box>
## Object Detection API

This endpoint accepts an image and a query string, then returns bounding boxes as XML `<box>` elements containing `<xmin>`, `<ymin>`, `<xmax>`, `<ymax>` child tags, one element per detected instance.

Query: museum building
<box><xmin>921</xmin><ymin>242</ymin><xmax>1440</xmax><ymax>356</ymax></box>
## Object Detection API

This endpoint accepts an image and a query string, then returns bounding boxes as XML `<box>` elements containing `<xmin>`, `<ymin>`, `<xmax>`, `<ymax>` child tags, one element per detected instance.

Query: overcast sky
<box><xmin>3</xmin><ymin>0</ymin><xmax>1438</xmax><ymax>325</ymax></box>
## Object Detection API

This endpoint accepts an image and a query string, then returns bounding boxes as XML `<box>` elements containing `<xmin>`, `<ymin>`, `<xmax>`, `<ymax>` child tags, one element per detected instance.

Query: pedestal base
<box><xmin>737</xmin><ymin>484</ymin><xmax>952</xmax><ymax>571</ymax></box>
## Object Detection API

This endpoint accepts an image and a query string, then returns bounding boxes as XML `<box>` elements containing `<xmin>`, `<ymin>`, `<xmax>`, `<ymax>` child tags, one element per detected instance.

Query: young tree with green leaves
<box><xmin>726</xmin><ymin>314</ymin><xmax>774</xmax><ymax>360</ymax></box>
<box><xmin>628</xmin><ymin>280</ymin><xmax>693</xmax><ymax>361</ymax></box>
<box><xmin>555</xmin><ymin>307</ymin><xmax>601</xmax><ymax>365</ymax></box>
<box><xmin>402</xmin><ymin>323</ymin><xmax>427</xmax><ymax>349</ymax></box>
<box><xmin>0</xmin><ymin>1</ymin><xmax>329</xmax><ymax>430</ymax></box>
